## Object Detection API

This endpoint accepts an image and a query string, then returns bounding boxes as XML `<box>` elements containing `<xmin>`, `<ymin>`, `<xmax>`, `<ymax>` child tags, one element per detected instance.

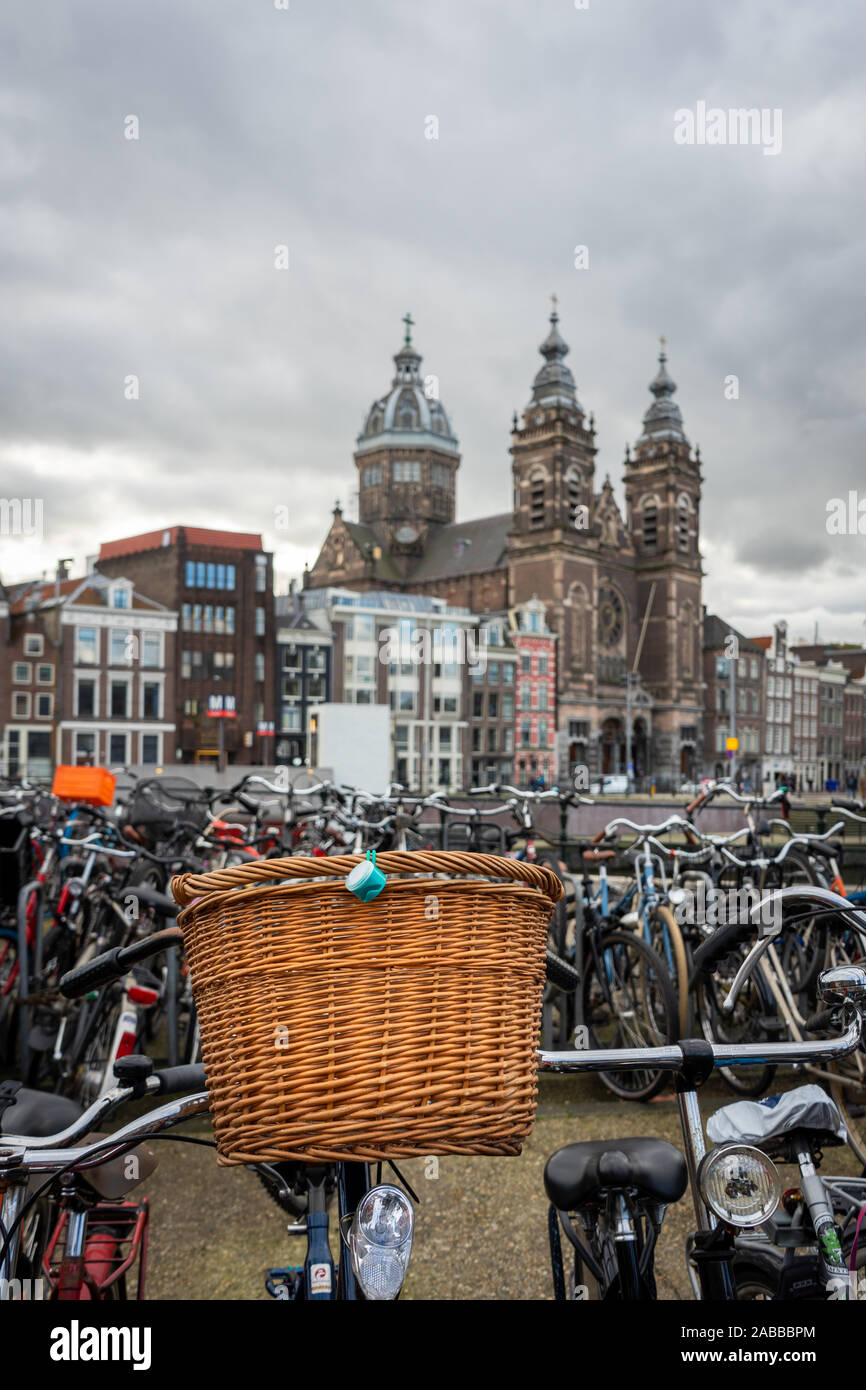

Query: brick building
<box><xmin>702</xmin><ymin>615</ymin><xmax>765</xmax><ymax>785</ymax></box>
<box><xmin>1</xmin><ymin>569</ymin><xmax>176</xmax><ymax>775</ymax></box>
<box><xmin>306</xmin><ymin>309</ymin><xmax>706</xmax><ymax>790</ymax></box>
<box><xmin>97</xmin><ymin>526</ymin><xmax>275</xmax><ymax>766</ymax></box>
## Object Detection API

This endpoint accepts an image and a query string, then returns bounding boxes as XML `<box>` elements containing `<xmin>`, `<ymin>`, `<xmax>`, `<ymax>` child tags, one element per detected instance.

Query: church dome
<box><xmin>356</xmin><ymin>314</ymin><xmax>459</xmax><ymax>457</ymax></box>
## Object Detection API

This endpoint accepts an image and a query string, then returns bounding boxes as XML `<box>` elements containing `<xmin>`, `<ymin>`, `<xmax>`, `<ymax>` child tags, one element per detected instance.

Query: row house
<box><xmin>1</xmin><ymin>568</ymin><xmax>176</xmax><ymax>776</ymax></box>
<box><xmin>755</xmin><ymin>622</ymin><xmax>794</xmax><ymax>788</ymax></box>
<box><xmin>275</xmin><ymin>590</ymin><xmax>332</xmax><ymax>765</ymax></box>
<box><xmin>97</xmin><ymin>526</ymin><xmax>275</xmax><ymax>766</ymax></box>
<box><xmin>792</xmin><ymin>663</ymin><xmax>820</xmax><ymax>792</ymax></box>
<box><xmin>843</xmin><ymin>680</ymin><xmax>866</xmax><ymax>793</ymax></box>
<box><xmin>702</xmin><ymin>614</ymin><xmax>765</xmax><ymax>787</ymax></box>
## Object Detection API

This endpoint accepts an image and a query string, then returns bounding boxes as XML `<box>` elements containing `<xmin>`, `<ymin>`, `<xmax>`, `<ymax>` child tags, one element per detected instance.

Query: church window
<box><xmin>431</xmin><ymin>463</ymin><xmax>450</xmax><ymax>489</ymax></box>
<box><xmin>643</xmin><ymin>499</ymin><xmax>658</xmax><ymax>551</ymax></box>
<box><xmin>364</xmin><ymin>465</ymin><xmax>382</xmax><ymax>486</ymax></box>
<box><xmin>677</xmin><ymin>495</ymin><xmax>691</xmax><ymax>552</ymax></box>
<box><xmin>393</xmin><ymin>460</ymin><xmax>421</xmax><ymax>483</ymax></box>
<box><xmin>530</xmin><ymin>476</ymin><xmax>546</xmax><ymax>528</ymax></box>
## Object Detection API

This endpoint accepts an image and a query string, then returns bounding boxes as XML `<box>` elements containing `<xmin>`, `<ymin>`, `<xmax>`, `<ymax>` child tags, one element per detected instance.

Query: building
<box><xmin>702</xmin><ymin>615</ymin><xmax>765</xmax><ymax>785</ymax></box>
<box><xmin>302</xmin><ymin>586</ymin><xmax>479</xmax><ymax>791</ymax></box>
<box><xmin>97</xmin><ymin>526</ymin><xmax>275</xmax><ymax>765</ymax></box>
<box><xmin>275</xmin><ymin>591</ymin><xmax>332</xmax><ymax>765</ymax></box>
<box><xmin>1</xmin><ymin>569</ymin><xmax>176</xmax><ymax>775</ymax></box>
<box><xmin>753</xmin><ymin>623</ymin><xmax>793</xmax><ymax>789</ymax></box>
<box><xmin>510</xmin><ymin>596</ymin><xmax>558</xmax><ymax>787</ymax></box>
<box><xmin>816</xmin><ymin>662</ymin><xmax>846</xmax><ymax>790</ymax></box>
<box><xmin>843</xmin><ymin>678</ymin><xmax>866</xmax><ymax>793</ymax></box>
<box><xmin>792</xmin><ymin>662</ymin><xmax>820</xmax><ymax>792</ymax></box>
<box><xmin>468</xmin><ymin>615</ymin><xmax>516</xmax><ymax>787</ymax></box>
<box><xmin>306</xmin><ymin>309</ymin><xmax>706</xmax><ymax>790</ymax></box>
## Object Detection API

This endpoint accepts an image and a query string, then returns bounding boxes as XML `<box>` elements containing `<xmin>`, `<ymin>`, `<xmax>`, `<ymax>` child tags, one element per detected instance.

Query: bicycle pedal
<box><xmin>265</xmin><ymin>1267</ymin><xmax>302</xmax><ymax>1300</ymax></box>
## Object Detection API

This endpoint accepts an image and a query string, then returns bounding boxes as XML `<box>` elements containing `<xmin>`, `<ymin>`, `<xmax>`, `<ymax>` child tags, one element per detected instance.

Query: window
<box><xmin>255</xmin><ymin>608</ymin><xmax>266</xmax><ymax>637</ymax></box>
<box><xmin>23</xmin><ymin>633</ymin><xmax>43</xmax><ymax>656</ymax></box>
<box><xmin>37</xmin><ymin>664</ymin><xmax>54</xmax><ymax>684</ymax></box>
<box><xmin>716</xmin><ymin>657</ymin><xmax>729</xmax><ymax>678</ymax></box>
<box><xmin>196</xmin><ymin>562</ymin><xmax>206</xmax><ymax>587</ymax></box>
<box><xmin>13</xmin><ymin>663</ymin><xmax>31</xmax><ymax>683</ymax></box>
<box><xmin>488</xmin><ymin>662</ymin><xmax>499</xmax><ymax>683</ymax></box>
<box><xmin>677</xmin><ymin>499</ymin><xmax>690</xmax><ymax>552</ymax></box>
<box><xmin>538</xmin><ymin>656</ymin><xmax>548</xmax><ymax>675</ymax></box>
<box><xmin>207</xmin><ymin>563</ymin><xmax>216</xmax><ymax>589</ymax></box>
<box><xmin>520</xmin><ymin>721</ymin><xmax>531</xmax><ymax>747</ymax></box>
<box><xmin>141</xmin><ymin>734</ymin><xmax>159</xmax><ymax>765</ymax></box>
<box><xmin>431</xmin><ymin>463</ymin><xmax>450</xmax><ymax>489</ymax></box>
<box><xmin>473</xmin><ymin>691</ymin><xmax>483</xmax><ymax>718</ymax></box>
<box><xmin>143</xmin><ymin>682</ymin><xmax>160</xmax><ymax>718</ymax></box>
<box><xmin>255</xmin><ymin>557</ymin><xmax>267</xmax><ymax>592</ymax></box>
<box><xmin>204</xmin><ymin>605</ymin><xmax>214</xmax><ymax>634</ymax></box>
<box><xmin>226</xmin><ymin>565</ymin><xmax>236</xmax><ymax>590</ymax></box>
<box><xmin>109</xmin><ymin>630</ymin><xmax>131</xmax><ymax>665</ymax></box>
<box><xmin>110</xmin><ymin>681</ymin><xmax>129</xmax><ymax>717</ymax></box>
<box><xmin>503</xmin><ymin>663</ymin><xmax>515</xmax><ymax>685</ymax></box>
<box><xmin>75</xmin><ymin>732</ymin><xmax>96</xmax><ymax>765</ymax></box>
<box><xmin>502</xmin><ymin>693</ymin><xmax>513</xmax><ymax>719</ymax></box>
<box><xmin>520</xmin><ymin>683</ymin><xmax>531</xmax><ymax>710</ymax></box>
<box><xmin>109</xmin><ymin>733</ymin><xmax>127</xmax><ymax>765</ymax></box>
<box><xmin>77</xmin><ymin>680</ymin><xmax>96</xmax><ymax>717</ymax></box>
<box><xmin>538</xmin><ymin>720</ymin><xmax>548</xmax><ymax>747</ymax></box>
<box><xmin>393</xmin><ymin>460</ymin><xmax>421</xmax><ymax>483</ymax></box>
<box><xmin>439</xmin><ymin>727</ymin><xmax>452</xmax><ymax>750</ymax></box>
<box><xmin>12</xmin><ymin>692</ymin><xmax>30</xmax><ymax>719</ymax></box>
<box><xmin>36</xmin><ymin>693</ymin><xmax>52</xmax><ymax>719</ymax></box>
<box><xmin>488</xmin><ymin>692</ymin><xmax>499</xmax><ymax>719</ymax></box>
<box><xmin>529</xmin><ymin>476</ymin><xmax>545</xmax><ymax>528</ymax></box>
<box><xmin>255</xmin><ymin>653</ymin><xmax>265</xmax><ymax>683</ymax></box>
<box><xmin>141</xmin><ymin>632</ymin><xmax>161</xmax><ymax>666</ymax></box>
<box><xmin>185</xmin><ymin>561</ymin><xmax>195</xmax><ymax>587</ymax></box>
<box><xmin>364</xmin><ymin>464</ymin><xmax>383</xmax><ymax>486</ymax></box>
<box><xmin>398</xmin><ymin>690</ymin><xmax>415</xmax><ymax>712</ymax></box>
<box><xmin>642</xmin><ymin>500</ymin><xmax>658</xmax><ymax>551</ymax></box>
<box><xmin>77</xmin><ymin>627</ymin><xmax>98</xmax><ymax>664</ymax></box>
<box><xmin>111</xmin><ymin>585</ymin><xmax>129</xmax><ymax>609</ymax></box>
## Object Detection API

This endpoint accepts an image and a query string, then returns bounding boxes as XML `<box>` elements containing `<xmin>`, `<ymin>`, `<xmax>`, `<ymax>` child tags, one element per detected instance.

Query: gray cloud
<box><xmin>0</xmin><ymin>0</ymin><xmax>864</xmax><ymax>644</ymax></box>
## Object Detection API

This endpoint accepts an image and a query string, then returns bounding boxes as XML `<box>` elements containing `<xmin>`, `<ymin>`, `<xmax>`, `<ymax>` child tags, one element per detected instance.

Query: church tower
<box><xmin>625</xmin><ymin>340</ymin><xmax>704</xmax><ymax>778</ymax></box>
<box><xmin>354</xmin><ymin>314</ymin><xmax>459</xmax><ymax>559</ymax></box>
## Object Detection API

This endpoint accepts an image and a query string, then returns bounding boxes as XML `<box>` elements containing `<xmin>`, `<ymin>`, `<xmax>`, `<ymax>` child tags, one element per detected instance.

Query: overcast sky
<box><xmin>0</xmin><ymin>0</ymin><xmax>864</xmax><ymax>644</ymax></box>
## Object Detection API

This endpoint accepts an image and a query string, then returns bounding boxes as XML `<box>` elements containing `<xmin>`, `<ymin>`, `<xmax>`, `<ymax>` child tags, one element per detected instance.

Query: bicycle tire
<box><xmin>647</xmin><ymin>904</ymin><xmax>690</xmax><ymax>1037</ymax></box>
<box><xmin>581</xmin><ymin>929</ymin><xmax>679</xmax><ymax>1101</ymax></box>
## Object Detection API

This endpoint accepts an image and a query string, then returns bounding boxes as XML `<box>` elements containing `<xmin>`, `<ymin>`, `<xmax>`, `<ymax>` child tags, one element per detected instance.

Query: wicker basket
<box><xmin>170</xmin><ymin>851</ymin><xmax>563</xmax><ymax>1165</ymax></box>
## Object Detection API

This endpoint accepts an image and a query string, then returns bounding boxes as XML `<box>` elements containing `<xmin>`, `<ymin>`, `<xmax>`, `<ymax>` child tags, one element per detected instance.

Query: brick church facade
<box><xmin>306</xmin><ymin>309</ymin><xmax>705</xmax><ymax>787</ymax></box>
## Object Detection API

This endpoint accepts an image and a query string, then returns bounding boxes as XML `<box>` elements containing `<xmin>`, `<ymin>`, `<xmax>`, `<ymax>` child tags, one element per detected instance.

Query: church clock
<box><xmin>597</xmin><ymin>587</ymin><xmax>624</xmax><ymax>647</ymax></box>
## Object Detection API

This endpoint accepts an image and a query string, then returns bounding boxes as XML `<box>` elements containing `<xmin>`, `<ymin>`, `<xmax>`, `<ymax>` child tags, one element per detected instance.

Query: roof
<box><xmin>408</xmin><ymin>513</ymin><xmax>511</xmax><ymax>583</ymax></box>
<box><xmin>99</xmin><ymin>526</ymin><xmax>264</xmax><ymax>561</ymax></box>
<box><xmin>702</xmin><ymin>615</ymin><xmax>765</xmax><ymax>654</ymax></box>
<box><xmin>341</xmin><ymin>521</ymin><xmax>404</xmax><ymax>584</ymax></box>
<box><xmin>8</xmin><ymin>572</ymin><xmax>170</xmax><ymax>616</ymax></box>
<box><xmin>751</xmin><ymin>636</ymin><xmax>772</xmax><ymax>651</ymax></box>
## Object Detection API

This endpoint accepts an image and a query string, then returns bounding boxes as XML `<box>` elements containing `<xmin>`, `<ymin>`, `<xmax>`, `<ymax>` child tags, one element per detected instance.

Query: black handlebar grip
<box><xmin>804</xmin><ymin>1008</ymin><xmax>836</xmax><ymax>1034</ymax></box>
<box><xmin>152</xmin><ymin>1064</ymin><xmax>207</xmax><ymax>1095</ymax></box>
<box><xmin>832</xmin><ymin>798</ymin><xmax>864</xmax><ymax>812</ymax></box>
<box><xmin>545</xmin><ymin>949</ymin><xmax>580</xmax><ymax>993</ymax></box>
<box><xmin>59</xmin><ymin>947</ymin><xmax>125</xmax><ymax>998</ymax></box>
<box><xmin>691</xmin><ymin>920</ymin><xmax>757</xmax><ymax>981</ymax></box>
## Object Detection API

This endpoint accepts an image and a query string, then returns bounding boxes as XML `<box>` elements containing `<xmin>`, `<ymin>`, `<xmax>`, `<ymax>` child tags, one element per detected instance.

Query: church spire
<box><xmin>636</xmin><ymin>336</ymin><xmax>688</xmax><ymax>446</ymax></box>
<box><xmin>528</xmin><ymin>299</ymin><xmax>578</xmax><ymax>409</ymax></box>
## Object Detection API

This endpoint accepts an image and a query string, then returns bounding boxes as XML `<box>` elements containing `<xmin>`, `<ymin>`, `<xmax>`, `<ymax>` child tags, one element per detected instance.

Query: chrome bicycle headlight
<box><xmin>698</xmin><ymin>1144</ymin><xmax>781</xmax><ymax>1227</ymax></box>
<box><xmin>349</xmin><ymin>1185</ymin><xmax>414</xmax><ymax>1300</ymax></box>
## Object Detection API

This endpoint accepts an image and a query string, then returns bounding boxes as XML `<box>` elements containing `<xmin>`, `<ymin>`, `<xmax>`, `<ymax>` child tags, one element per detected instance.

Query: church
<box><xmin>306</xmin><ymin>307</ymin><xmax>705</xmax><ymax>787</ymax></box>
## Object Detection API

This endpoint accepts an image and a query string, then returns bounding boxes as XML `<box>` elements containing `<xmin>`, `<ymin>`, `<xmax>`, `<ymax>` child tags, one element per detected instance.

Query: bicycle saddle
<box><xmin>0</xmin><ymin>1087</ymin><xmax>83</xmax><ymax>1137</ymax></box>
<box><xmin>582</xmin><ymin>849</ymin><xmax>616</xmax><ymax>863</ymax></box>
<box><xmin>544</xmin><ymin>1137</ymin><xmax>688</xmax><ymax>1208</ymax></box>
<box><xmin>706</xmin><ymin>1084</ymin><xmax>847</xmax><ymax>1149</ymax></box>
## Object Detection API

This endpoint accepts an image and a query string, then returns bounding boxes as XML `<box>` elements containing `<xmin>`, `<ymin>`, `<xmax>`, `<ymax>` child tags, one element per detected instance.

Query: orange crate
<box><xmin>52</xmin><ymin>765</ymin><xmax>116</xmax><ymax>807</ymax></box>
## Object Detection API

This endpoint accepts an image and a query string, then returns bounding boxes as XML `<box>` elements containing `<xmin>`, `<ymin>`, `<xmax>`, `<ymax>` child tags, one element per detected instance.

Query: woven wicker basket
<box><xmin>170</xmin><ymin>851</ymin><xmax>563</xmax><ymax>1165</ymax></box>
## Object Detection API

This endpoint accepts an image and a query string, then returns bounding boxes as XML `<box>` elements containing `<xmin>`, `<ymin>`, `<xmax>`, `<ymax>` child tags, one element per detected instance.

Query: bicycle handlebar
<box><xmin>59</xmin><ymin>927</ymin><xmax>182</xmax><ymax>998</ymax></box>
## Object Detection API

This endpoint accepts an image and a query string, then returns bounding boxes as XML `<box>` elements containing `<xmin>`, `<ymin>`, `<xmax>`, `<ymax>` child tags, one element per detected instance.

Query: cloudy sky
<box><xmin>0</xmin><ymin>0</ymin><xmax>863</xmax><ymax>643</ymax></box>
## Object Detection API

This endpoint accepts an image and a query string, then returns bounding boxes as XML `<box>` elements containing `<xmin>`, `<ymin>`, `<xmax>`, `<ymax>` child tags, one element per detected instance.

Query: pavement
<box><xmin>138</xmin><ymin>1071</ymin><xmax>864</xmax><ymax>1301</ymax></box>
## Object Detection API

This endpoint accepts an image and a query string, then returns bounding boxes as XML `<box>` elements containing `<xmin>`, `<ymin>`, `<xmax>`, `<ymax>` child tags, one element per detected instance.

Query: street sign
<box><xmin>726</xmin><ymin>736</ymin><xmax>739</xmax><ymax>751</ymax></box>
<box><xmin>206</xmin><ymin>694</ymin><xmax>237</xmax><ymax>718</ymax></box>
<box><xmin>256</xmin><ymin>721</ymin><xmax>275</xmax><ymax>736</ymax></box>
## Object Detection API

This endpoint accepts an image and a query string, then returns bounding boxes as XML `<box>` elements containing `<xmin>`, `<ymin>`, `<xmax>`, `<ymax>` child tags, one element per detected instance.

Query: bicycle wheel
<box><xmin>581</xmin><ymin>929</ymin><xmax>679</xmax><ymax>1101</ymax></box>
<box><xmin>647</xmin><ymin>904</ymin><xmax>690</xmax><ymax>1037</ymax></box>
<box><xmin>829</xmin><ymin>1064</ymin><xmax>866</xmax><ymax>1165</ymax></box>
<box><xmin>694</xmin><ymin>967</ymin><xmax>776</xmax><ymax>1097</ymax></box>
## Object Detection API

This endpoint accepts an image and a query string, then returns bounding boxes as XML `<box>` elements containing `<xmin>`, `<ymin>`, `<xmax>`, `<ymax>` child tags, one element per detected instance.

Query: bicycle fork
<box><xmin>793</xmin><ymin>1145</ymin><xmax>853</xmax><ymax>1299</ymax></box>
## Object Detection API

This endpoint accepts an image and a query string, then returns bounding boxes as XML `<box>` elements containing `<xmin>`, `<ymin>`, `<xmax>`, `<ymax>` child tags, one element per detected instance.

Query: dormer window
<box><xmin>110</xmin><ymin>582</ymin><xmax>131</xmax><ymax>609</ymax></box>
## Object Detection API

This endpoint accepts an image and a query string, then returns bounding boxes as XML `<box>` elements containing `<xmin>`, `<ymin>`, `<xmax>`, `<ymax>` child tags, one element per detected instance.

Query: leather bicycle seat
<box><xmin>1</xmin><ymin>1088</ymin><xmax>84</xmax><ymax>1137</ymax></box>
<box><xmin>544</xmin><ymin>1137</ymin><xmax>688</xmax><ymax>1208</ymax></box>
<box><xmin>582</xmin><ymin>849</ymin><xmax>616</xmax><ymax>863</ymax></box>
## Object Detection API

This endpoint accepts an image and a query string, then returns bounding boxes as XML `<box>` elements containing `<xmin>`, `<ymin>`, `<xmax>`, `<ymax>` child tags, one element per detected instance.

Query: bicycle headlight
<box><xmin>698</xmin><ymin>1144</ymin><xmax>781</xmax><ymax>1227</ymax></box>
<box><xmin>349</xmin><ymin>1185</ymin><xmax>414</xmax><ymax>1300</ymax></box>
